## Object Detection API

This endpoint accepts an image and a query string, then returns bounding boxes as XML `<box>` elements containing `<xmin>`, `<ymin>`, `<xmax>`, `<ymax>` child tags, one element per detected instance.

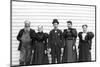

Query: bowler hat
<box><xmin>52</xmin><ymin>19</ymin><xmax>59</xmax><ymax>24</ymax></box>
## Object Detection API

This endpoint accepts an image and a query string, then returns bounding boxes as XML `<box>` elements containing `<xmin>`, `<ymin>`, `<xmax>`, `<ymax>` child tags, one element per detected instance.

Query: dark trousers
<box><xmin>51</xmin><ymin>46</ymin><xmax>61</xmax><ymax>64</ymax></box>
<box><xmin>20</xmin><ymin>47</ymin><xmax>32</xmax><ymax>65</ymax></box>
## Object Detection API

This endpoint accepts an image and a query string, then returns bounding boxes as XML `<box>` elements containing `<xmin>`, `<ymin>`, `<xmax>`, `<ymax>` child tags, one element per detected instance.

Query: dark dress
<box><xmin>78</xmin><ymin>32</ymin><xmax>94</xmax><ymax>62</ymax></box>
<box><xmin>48</xmin><ymin>29</ymin><xmax>63</xmax><ymax>64</ymax></box>
<box><xmin>62</xmin><ymin>28</ymin><xmax>77</xmax><ymax>63</ymax></box>
<box><xmin>34</xmin><ymin>32</ymin><xmax>49</xmax><ymax>65</ymax></box>
<box><xmin>17</xmin><ymin>28</ymin><xmax>36</xmax><ymax>65</ymax></box>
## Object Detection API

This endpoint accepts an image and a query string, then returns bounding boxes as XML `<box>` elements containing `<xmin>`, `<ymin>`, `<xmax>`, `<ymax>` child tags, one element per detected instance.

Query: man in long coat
<box><xmin>48</xmin><ymin>19</ymin><xmax>64</xmax><ymax>64</ymax></box>
<box><xmin>17</xmin><ymin>20</ymin><xmax>36</xmax><ymax>65</ymax></box>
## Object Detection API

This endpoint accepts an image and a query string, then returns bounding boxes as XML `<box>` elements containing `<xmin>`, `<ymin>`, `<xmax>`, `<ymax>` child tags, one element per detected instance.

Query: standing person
<box><xmin>62</xmin><ymin>21</ymin><xmax>77</xmax><ymax>63</ymax></box>
<box><xmin>34</xmin><ymin>25</ymin><xmax>48</xmax><ymax>65</ymax></box>
<box><xmin>48</xmin><ymin>19</ymin><xmax>64</xmax><ymax>64</ymax></box>
<box><xmin>17</xmin><ymin>20</ymin><xmax>36</xmax><ymax>65</ymax></box>
<box><xmin>78</xmin><ymin>24</ymin><xmax>94</xmax><ymax>62</ymax></box>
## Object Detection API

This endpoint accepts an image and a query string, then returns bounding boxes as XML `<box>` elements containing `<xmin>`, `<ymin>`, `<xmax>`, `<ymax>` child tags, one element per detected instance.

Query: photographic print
<box><xmin>11</xmin><ymin>0</ymin><xmax>96</xmax><ymax>66</ymax></box>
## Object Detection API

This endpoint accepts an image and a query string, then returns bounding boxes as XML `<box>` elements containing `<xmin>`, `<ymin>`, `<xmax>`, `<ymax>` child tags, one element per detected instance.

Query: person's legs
<box><xmin>20</xmin><ymin>48</ymin><xmax>26</xmax><ymax>65</ymax></box>
<box><xmin>62</xmin><ymin>46</ymin><xmax>68</xmax><ymax>63</ymax></box>
<box><xmin>51</xmin><ymin>48</ymin><xmax>56</xmax><ymax>64</ymax></box>
<box><xmin>56</xmin><ymin>47</ymin><xmax>61</xmax><ymax>63</ymax></box>
<box><xmin>25</xmin><ymin>48</ymin><xmax>32</xmax><ymax>65</ymax></box>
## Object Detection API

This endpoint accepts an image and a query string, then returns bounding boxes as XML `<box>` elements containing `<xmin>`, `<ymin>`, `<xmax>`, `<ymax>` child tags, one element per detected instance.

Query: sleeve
<box><xmin>71</xmin><ymin>29</ymin><xmax>77</xmax><ymax>39</ymax></box>
<box><xmin>30</xmin><ymin>29</ymin><xmax>36</xmax><ymax>40</ymax></box>
<box><xmin>48</xmin><ymin>31</ymin><xmax>52</xmax><ymax>48</ymax></box>
<box><xmin>30</xmin><ymin>30</ymin><xmax>36</xmax><ymax>50</ymax></box>
<box><xmin>16</xmin><ymin>29</ymin><xmax>23</xmax><ymax>51</ymax></box>
<box><xmin>87</xmin><ymin>32</ymin><xmax>94</xmax><ymax>50</ymax></box>
<box><xmin>44</xmin><ymin>33</ymin><xmax>49</xmax><ymax>50</ymax></box>
<box><xmin>88</xmin><ymin>32</ymin><xmax>94</xmax><ymax>40</ymax></box>
<box><xmin>62</xmin><ymin>30</ymin><xmax>67</xmax><ymax>47</ymax></box>
<box><xmin>78</xmin><ymin>32</ymin><xmax>82</xmax><ymax>49</ymax></box>
<box><xmin>63</xmin><ymin>29</ymin><xmax>67</xmax><ymax>38</ymax></box>
<box><xmin>71</xmin><ymin>29</ymin><xmax>77</xmax><ymax>47</ymax></box>
<box><xmin>60</xmin><ymin>30</ymin><xmax>64</xmax><ymax>48</ymax></box>
<box><xmin>17</xmin><ymin>29</ymin><xmax>23</xmax><ymax>42</ymax></box>
<box><xmin>78</xmin><ymin>32</ymin><xmax>82</xmax><ymax>39</ymax></box>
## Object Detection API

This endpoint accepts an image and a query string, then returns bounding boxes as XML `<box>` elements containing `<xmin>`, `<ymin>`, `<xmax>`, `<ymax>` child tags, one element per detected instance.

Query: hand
<box><xmin>48</xmin><ymin>48</ymin><xmax>51</xmax><ymax>52</ymax></box>
<box><xmin>32</xmin><ymin>50</ymin><xmax>34</xmax><ymax>54</ymax></box>
<box><xmin>67</xmin><ymin>29</ymin><xmax>70</xmax><ymax>32</ymax></box>
<box><xmin>89</xmin><ymin>50</ymin><xmax>91</xmax><ymax>53</ymax></box>
<box><xmin>73</xmin><ymin>46</ymin><xmax>75</xmax><ymax>50</ymax></box>
<box><xmin>48</xmin><ymin>48</ymin><xmax>51</xmax><ymax>53</ymax></box>
<box><xmin>61</xmin><ymin>48</ymin><xmax>64</xmax><ymax>53</ymax></box>
<box><xmin>45</xmin><ymin>50</ymin><xmax>47</xmax><ymax>54</ymax></box>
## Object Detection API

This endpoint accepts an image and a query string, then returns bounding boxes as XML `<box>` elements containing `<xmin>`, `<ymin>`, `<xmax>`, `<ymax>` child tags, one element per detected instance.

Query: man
<box><xmin>78</xmin><ymin>25</ymin><xmax>94</xmax><ymax>62</ymax></box>
<box><xmin>48</xmin><ymin>19</ymin><xmax>64</xmax><ymax>64</ymax></box>
<box><xmin>62</xmin><ymin>21</ymin><xmax>77</xmax><ymax>63</ymax></box>
<box><xmin>17</xmin><ymin>20</ymin><xmax>36</xmax><ymax>65</ymax></box>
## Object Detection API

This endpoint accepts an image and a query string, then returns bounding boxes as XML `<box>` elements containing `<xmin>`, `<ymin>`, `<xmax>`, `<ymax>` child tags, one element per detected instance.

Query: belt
<box><xmin>65</xmin><ymin>37</ymin><xmax>74</xmax><ymax>40</ymax></box>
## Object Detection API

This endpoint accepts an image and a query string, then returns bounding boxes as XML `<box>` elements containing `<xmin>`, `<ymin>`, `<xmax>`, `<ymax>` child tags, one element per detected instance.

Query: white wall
<box><xmin>12</xmin><ymin>0</ymin><xmax>96</xmax><ymax>66</ymax></box>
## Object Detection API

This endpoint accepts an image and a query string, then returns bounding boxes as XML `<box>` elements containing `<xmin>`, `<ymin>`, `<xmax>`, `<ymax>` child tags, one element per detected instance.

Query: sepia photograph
<box><xmin>11</xmin><ymin>0</ymin><xmax>96</xmax><ymax>66</ymax></box>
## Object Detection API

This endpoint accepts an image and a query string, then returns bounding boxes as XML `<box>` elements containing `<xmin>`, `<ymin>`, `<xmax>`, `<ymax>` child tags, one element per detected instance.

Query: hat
<box><xmin>52</xmin><ymin>19</ymin><xmax>59</xmax><ymax>24</ymax></box>
<box><xmin>67</xmin><ymin>21</ymin><xmax>72</xmax><ymax>25</ymax></box>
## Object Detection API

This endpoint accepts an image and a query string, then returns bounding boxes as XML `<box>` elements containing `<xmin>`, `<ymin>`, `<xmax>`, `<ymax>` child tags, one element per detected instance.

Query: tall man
<box><xmin>62</xmin><ymin>21</ymin><xmax>77</xmax><ymax>63</ymax></box>
<box><xmin>17</xmin><ymin>20</ymin><xmax>36</xmax><ymax>65</ymax></box>
<box><xmin>48</xmin><ymin>19</ymin><xmax>63</xmax><ymax>64</ymax></box>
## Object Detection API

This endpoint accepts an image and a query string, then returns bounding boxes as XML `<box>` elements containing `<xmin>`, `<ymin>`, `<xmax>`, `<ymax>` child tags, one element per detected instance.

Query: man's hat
<box><xmin>52</xmin><ymin>19</ymin><xmax>59</xmax><ymax>24</ymax></box>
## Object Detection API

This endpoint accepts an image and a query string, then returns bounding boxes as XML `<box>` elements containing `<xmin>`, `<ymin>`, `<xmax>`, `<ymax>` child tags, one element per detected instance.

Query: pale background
<box><xmin>12</xmin><ymin>0</ymin><xmax>95</xmax><ymax>66</ymax></box>
<box><xmin>0</xmin><ymin>0</ymin><xmax>100</xmax><ymax>67</ymax></box>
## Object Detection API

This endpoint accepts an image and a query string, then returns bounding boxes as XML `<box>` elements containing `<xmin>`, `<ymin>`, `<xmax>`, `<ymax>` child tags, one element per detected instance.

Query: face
<box><xmin>82</xmin><ymin>26</ymin><xmax>87</xmax><ymax>32</ymax></box>
<box><xmin>53</xmin><ymin>23</ymin><xmax>58</xmax><ymax>29</ymax></box>
<box><xmin>67</xmin><ymin>23</ymin><xmax>72</xmax><ymax>28</ymax></box>
<box><xmin>38</xmin><ymin>26</ymin><xmax>43</xmax><ymax>32</ymax></box>
<box><xmin>25</xmin><ymin>21</ymin><xmax>30</xmax><ymax>28</ymax></box>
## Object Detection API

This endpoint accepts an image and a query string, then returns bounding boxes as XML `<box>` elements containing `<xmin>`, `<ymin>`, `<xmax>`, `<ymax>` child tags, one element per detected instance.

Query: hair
<box><xmin>67</xmin><ymin>21</ymin><xmax>72</xmax><ymax>25</ymax></box>
<box><xmin>38</xmin><ymin>25</ymin><xmax>43</xmax><ymax>28</ymax></box>
<box><xmin>82</xmin><ymin>24</ymin><xmax>88</xmax><ymax>28</ymax></box>
<box><xmin>24</xmin><ymin>20</ymin><xmax>31</xmax><ymax>24</ymax></box>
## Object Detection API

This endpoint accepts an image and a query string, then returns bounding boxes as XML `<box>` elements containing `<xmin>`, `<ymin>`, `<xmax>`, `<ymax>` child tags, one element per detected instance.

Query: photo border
<box><xmin>10</xmin><ymin>0</ymin><xmax>97</xmax><ymax>66</ymax></box>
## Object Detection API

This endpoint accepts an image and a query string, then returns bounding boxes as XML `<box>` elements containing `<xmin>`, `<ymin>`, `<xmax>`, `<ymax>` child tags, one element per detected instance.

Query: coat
<box><xmin>48</xmin><ymin>29</ymin><xmax>63</xmax><ymax>49</ymax></box>
<box><xmin>17</xmin><ymin>28</ymin><xmax>36</xmax><ymax>50</ymax></box>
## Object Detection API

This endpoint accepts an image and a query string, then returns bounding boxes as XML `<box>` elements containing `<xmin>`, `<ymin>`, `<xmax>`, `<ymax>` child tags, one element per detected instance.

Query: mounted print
<box><xmin>11</xmin><ymin>0</ymin><xmax>96</xmax><ymax>67</ymax></box>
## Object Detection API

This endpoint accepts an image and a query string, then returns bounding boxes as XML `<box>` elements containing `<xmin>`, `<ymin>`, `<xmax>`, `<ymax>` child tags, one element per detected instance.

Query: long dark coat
<box><xmin>48</xmin><ymin>29</ymin><xmax>63</xmax><ymax>63</ymax></box>
<box><xmin>17</xmin><ymin>28</ymin><xmax>36</xmax><ymax>50</ymax></box>
<box><xmin>62</xmin><ymin>28</ymin><xmax>77</xmax><ymax>63</ymax></box>
<box><xmin>78</xmin><ymin>32</ymin><xmax>94</xmax><ymax>62</ymax></box>
<box><xmin>17</xmin><ymin>28</ymin><xmax>36</xmax><ymax>65</ymax></box>
<box><xmin>34</xmin><ymin>32</ymin><xmax>49</xmax><ymax>65</ymax></box>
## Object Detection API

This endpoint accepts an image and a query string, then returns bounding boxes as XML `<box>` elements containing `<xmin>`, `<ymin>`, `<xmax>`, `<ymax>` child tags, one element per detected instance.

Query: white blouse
<box><xmin>82</xmin><ymin>32</ymin><xmax>87</xmax><ymax>40</ymax></box>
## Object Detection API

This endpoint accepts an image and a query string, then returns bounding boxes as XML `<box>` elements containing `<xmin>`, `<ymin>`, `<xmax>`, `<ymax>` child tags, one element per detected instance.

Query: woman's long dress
<box><xmin>34</xmin><ymin>32</ymin><xmax>48</xmax><ymax>64</ymax></box>
<box><xmin>62</xmin><ymin>28</ymin><xmax>77</xmax><ymax>63</ymax></box>
<box><xmin>78</xmin><ymin>32</ymin><xmax>94</xmax><ymax>62</ymax></box>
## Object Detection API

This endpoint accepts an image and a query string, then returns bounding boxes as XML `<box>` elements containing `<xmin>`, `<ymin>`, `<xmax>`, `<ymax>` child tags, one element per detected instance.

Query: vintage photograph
<box><xmin>11</xmin><ymin>0</ymin><xmax>96</xmax><ymax>66</ymax></box>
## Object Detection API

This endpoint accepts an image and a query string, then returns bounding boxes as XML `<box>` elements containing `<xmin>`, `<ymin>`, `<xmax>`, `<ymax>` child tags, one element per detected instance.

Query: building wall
<box><xmin>12</xmin><ymin>1</ymin><xmax>95</xmax><ymax>65</ymax></box>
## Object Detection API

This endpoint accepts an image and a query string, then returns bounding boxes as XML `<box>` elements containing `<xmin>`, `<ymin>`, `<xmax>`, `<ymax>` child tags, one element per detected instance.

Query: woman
<box><xmin>62</xmin><ymin>21</ymin><xmax>77</xmax><ymax>63</ymax></box>
<box><xmin>78</xmin><ymin>24</ymin><xmax>94</xmax><ymax>62</ymax></box>
<box><xmin>34</xmin><ymin>25</ymin><xmax>49</xmax><ymax>64</ymax></box>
